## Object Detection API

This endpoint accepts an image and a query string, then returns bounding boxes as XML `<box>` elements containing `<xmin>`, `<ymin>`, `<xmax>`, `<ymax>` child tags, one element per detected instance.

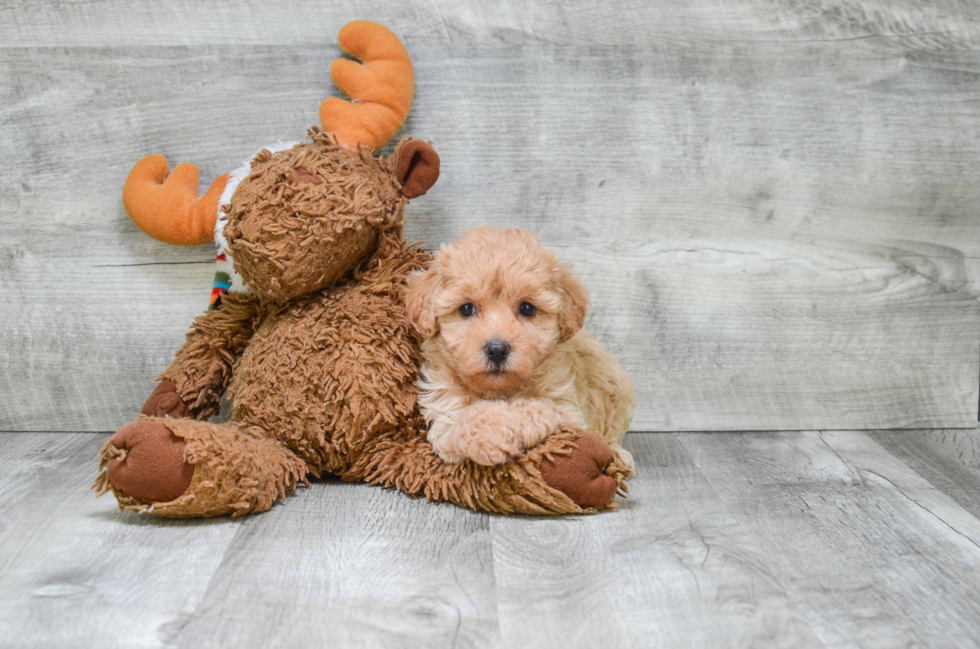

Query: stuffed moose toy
<box><xmin>94</xmin><ymin>21</ymin><xmax>632</xmax><ymax>516</ymax></box>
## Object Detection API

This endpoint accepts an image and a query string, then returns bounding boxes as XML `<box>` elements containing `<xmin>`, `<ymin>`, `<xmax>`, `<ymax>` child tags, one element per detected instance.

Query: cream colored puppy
<box><xmin>405</xmin><ymin>227</ymin><xmax>635</xmax><ymax>468</ymax></box>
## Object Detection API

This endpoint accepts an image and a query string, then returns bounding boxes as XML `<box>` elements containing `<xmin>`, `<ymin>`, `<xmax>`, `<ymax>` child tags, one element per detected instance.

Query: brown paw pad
<box><xmin>540</xmin><ymin>434</ymin><xmax>618</xmax><ymax>509</ymax></box>
<box><xmin>105</xmin><ymin>420</ymin><xmax>194</xmax><ymax>502</ymax></box>
<box><xmin>140</xmin><ymin>380</ymin><xmax>193</xmax><ymax>419</ymax></box>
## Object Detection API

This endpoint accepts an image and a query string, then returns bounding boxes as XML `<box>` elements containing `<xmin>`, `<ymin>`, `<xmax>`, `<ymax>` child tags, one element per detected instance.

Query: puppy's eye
<box><xmin>519</xmin><ymin>302</ymin><xmax>537</xmax><ymax>317</ymax></box>
<box><xmin>458</xmin><ymin>303</ymin><xmax>476</xmax><ymax>317</ymax></box>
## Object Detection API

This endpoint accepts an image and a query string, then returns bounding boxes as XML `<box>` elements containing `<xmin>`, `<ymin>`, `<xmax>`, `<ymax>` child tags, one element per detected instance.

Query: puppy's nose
<box><xmin>484</xmin><ymin>340</ymin><xmax>511</xmax><ymax>365</ymax></box>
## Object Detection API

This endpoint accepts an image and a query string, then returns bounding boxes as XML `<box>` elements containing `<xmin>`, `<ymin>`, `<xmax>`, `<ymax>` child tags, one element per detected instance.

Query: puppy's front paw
<box><xmin>511</xmin><ymin>398</ymin><xmax>579</xmax><ymax>436</ymax></box>
<box><xmin>430</xmin><ymin>401</ymin><xmax>525</xmax><ymax>466</ymax></box>
<box><xmin>429</xmin><ymin>400</ymin><xmax>580</xmax><ymax>467</ymax></box>
<box><xmin>430</xmin><ymin>434</ymin><xmax>501</xmax><ymax>465</ymax></box>
<box><xmin>459</xmin><ymin>436</ymin><xmax>523</xmax><ymax>466</ymax></box>
<box><xmin>455</xmin><ymin>409</ymin><xmax>525</xmax><ymax>466</ymax></box>
<box><xmin>431</xmin><ymin>430</ymin><xmax>522</xmax><ymax>466</ymax></box>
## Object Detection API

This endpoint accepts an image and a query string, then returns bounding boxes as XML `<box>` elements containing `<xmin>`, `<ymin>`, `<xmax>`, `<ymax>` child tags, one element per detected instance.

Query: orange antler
<box><xmin>320</xmin><ymin>21</ymin><xmax>415</xmax><ymax>152</ymax></box>
<box><xmin>122</xmin><ymin>155</ymin><xmax>228</xmax><ymax>246</ymax></box>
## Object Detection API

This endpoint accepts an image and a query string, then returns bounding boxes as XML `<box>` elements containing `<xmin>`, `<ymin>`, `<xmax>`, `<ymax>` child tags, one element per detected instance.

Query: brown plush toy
<box><xmin>94</xmin><ymin>21</ymin><xmax>632</xmax><ymax>517</ymax></box>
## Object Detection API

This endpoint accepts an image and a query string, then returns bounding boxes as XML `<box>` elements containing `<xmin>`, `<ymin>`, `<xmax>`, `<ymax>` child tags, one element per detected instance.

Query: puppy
<box><xmin>405</xmin><ymin>227</ymin><xmax>636</xmax><ymax>468</ymax></box>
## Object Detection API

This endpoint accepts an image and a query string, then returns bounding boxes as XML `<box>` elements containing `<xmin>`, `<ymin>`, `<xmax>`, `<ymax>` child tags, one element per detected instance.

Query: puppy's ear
<box><xmin>556</xmin><ymin>263</ymin><xmax>590</xmax><ymax>343</ymax></box>
<box><xmin>405</xmin><ymin>267</ymin><xmax>442</xmax><ymax>337</ymax></box>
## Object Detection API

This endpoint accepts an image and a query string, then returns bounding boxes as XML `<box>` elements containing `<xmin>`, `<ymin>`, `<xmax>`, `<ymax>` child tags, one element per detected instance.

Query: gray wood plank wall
<box><xmin>1</xmin><ymin>0</ymin><xmax>978</xmax><ymax>432</ymax></box>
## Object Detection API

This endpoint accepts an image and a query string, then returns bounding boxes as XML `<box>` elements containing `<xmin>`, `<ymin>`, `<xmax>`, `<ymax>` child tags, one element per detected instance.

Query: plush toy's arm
<box><xmin>151</xmin><ymin>292</ymin><xmax>265</xmax><ymax>420</ymax></box>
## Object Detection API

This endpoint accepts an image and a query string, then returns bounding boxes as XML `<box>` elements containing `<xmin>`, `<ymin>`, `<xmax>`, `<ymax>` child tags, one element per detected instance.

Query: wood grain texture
<box><xmin>2</xmin><ymin>1</ymin><xmax>979</xmax><ymax>431</ymax></box>
<box><xmin>678</xmin><ymin>430</ymin><xmax>980</xmax><ymax>648</ymax></box>
<box><xmin>5</xmin><ymin>429</ymin><xmax>980</xmax><ymax>647</ymax></box>
<box><xmin>489</xmin><ymin>434</ymin><xmax>822</xmax><ymax>647</ymax></box>
<box><xmin>869</xmin><ymin>428</ymin><xmax>980</xmax><ymax>520</ymax></box>
<box><xmin>0</xmin><ymin>432</ymin><xmax>89</xmax><ymax>515</ymax></box>
<box><xmin>170</xmin><ymin>479</ymin><xmax>499</xmax><ymax>649</ymax></box>
<box><xmin>0</xmin><ymin>433</ymin><xmax>244</xmax><ymax>649</ymax></box>
<box><xmin>1</xmin><ymin>0</ymin><xmax>978</xmax><ymax>47</ymax></box>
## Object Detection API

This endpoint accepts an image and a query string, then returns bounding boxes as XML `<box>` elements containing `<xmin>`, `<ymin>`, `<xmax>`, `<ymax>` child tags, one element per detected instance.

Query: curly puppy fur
<box><xmin>405</xmin><ymin>227</ymin><xmax>636</xmax><ymax>468</ymax></box>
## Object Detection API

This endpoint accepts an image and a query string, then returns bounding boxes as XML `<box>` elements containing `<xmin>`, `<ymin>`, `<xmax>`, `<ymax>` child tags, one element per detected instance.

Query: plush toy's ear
<box><xmin>405</xmin><ymin>266</ymin><xmax>442</xmax><ymax>337</ymax></box>
<box><xmin>393</xmin><ymin>139</ymin><xmax>440</xmax><ymax>199</ymax></box>
<box><xmin>556</xmin><ymin>263</ymin><xmax>590</xmax><ymax>343</ymax></box>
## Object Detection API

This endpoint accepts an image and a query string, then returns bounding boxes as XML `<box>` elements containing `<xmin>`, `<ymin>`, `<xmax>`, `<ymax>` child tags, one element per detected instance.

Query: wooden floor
<box><xmin>2</xmin><ymin>428</ymin><xmax>980</xmax><ymax>648</ymax></box>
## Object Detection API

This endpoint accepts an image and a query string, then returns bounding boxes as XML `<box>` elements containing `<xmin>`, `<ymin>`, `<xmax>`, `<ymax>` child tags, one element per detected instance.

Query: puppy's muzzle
<box><xmin>484</xmin><ymin>340</ymin><xmax>511</xmax><ymax>366</ymax></box>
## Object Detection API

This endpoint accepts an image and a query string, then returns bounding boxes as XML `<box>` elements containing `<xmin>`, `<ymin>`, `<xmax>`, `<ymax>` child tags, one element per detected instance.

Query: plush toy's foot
<box><xmin>94</xmin><ymin>418</ymin><xmax>308</xmax><ymax>517</ymax></box>
<box><xmin>540</xmin><ymin>433</ymin><xmax>630</xmax><ymax>509</ymax></box>
<box><xmin>98</xmin><ymin>420</ymin><xmax>194</xmax><ymax>502</ymax></box>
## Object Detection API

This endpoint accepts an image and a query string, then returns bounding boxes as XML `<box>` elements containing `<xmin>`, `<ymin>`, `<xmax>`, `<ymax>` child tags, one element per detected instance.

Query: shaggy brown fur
<box><xmin>225</xmin><ymin>129</ymin><xmax>402</xmax><ymax>300</ymax></box>
<box><xmin>95</xmin><ymin>134</ymin><xmax>630</xmax><ymax>517</ymax></box>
